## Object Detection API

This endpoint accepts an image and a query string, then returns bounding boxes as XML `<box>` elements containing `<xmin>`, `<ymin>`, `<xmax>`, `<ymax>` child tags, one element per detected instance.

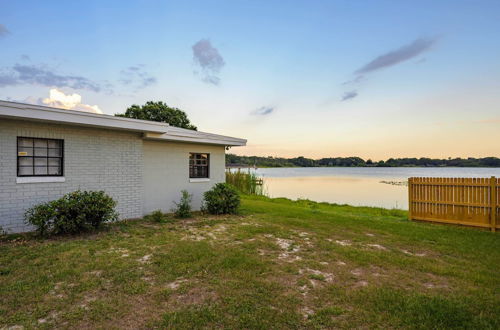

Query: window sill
<box><xmin>189</xmin><ymin>178</ymin><xmax>210</xmax><ymax>183</ymax></box>
<box><xmin>16</xmin><ymin>177</ymin><xmax>66</xmax><ymax>184</ymax></box>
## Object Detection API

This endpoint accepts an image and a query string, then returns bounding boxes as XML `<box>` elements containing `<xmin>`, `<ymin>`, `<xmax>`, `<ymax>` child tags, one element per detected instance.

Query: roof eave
<box><xmin>0</xmin><ymin>100</ymin><xmax>169</xmax><ymax>133</ymax></box>
<box><xmin>143</xmin><ymin>132</ymin><xmax>247</xmax><ymax>146</ymax></box>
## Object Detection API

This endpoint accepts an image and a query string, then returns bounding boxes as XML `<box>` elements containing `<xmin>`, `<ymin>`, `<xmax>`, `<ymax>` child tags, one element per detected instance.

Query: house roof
<box><xmin>0</xmin><ymin>100</ymin><xmax>246</xmax><ymax>146</ymax></box>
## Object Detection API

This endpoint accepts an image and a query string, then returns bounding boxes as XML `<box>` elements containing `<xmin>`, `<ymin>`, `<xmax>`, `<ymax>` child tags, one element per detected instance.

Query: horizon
<box><xmin>227</xmin><ymin>153</ymin><xmax>499</xmax><ymax>164</ymax></box>
<box><xmin>1</xmin><ymin>1</ymin><xmax>499</xmax><ymax>159</ymax></box>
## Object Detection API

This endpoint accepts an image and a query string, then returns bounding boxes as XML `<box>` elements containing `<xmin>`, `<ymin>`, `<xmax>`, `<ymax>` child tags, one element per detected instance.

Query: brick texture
<box><xmin>0</xmin><ymin>119</ymin><xmax>143</xmax><ymax>233</ymax></box>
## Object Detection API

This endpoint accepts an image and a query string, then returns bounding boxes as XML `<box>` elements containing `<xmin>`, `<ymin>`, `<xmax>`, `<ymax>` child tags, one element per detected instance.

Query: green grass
<box><xmin>1</xmin><ymin>195</ymin><xmax>499</xmax><ymax>329</ymax></box>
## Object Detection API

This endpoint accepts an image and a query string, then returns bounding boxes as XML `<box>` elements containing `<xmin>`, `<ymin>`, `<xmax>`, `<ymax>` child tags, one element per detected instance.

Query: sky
<box><xmin>1</xmin><ymin>0</ymin><xmax>499</xmax><ymax>160</ymax></box>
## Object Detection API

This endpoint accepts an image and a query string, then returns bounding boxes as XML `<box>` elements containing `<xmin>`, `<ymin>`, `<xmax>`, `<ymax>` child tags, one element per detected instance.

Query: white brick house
<box><xmin>0</xmin><ymin>101</ymin><xmax>246</xmax><ymax>233</ymax></box>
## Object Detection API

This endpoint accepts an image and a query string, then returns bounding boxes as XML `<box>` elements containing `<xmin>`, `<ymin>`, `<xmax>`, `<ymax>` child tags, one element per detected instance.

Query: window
<box><xmin>17</xmin><ymin>137</ymin><xmax>64</xmax><ymax>177</ymax></box>
<box><xmin>189</xmin><ymin>153</ymin><xmax>209</xmax><ymax>178</ymax></box>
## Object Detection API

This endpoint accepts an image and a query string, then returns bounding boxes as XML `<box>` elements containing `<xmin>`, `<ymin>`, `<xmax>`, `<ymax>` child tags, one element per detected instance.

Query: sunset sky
<box><xmin>1</xmin><ymin>1</ymin><xmax>499</xmax><ymax>160</ymax></box>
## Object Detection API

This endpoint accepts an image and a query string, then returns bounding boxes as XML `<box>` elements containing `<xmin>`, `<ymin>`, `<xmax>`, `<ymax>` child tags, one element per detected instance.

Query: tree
<box><xmin>116</xmin><ymin>101</ymin><xmax>197</xmax><ymax>130</ymax></box>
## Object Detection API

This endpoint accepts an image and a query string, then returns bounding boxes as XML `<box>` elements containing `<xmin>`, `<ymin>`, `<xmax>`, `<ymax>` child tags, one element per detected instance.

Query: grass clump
<box><xmin>225</xmin><ymin>170</ymin><xmax>265</xmax><ymax>195</ymax></box>
<box><xmin>144</xmin><ymin>210</ymin><xmax>167</xmax><ymax>223</ymax></box>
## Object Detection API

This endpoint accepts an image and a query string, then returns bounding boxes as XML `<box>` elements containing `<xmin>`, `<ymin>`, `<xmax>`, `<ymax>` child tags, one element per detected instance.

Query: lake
<box><xmin>252</xmin><ymin>167</ymin><xmax>500</xmax><ymax>209</ymax></box>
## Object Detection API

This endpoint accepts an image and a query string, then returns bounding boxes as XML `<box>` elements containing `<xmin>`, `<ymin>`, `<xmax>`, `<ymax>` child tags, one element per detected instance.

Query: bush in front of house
<box><xmin>25</xmin><ymin>190</ymin><xmax>118</xmax><ymax>236</ymax></box>
<box><xmin>203</xmin><ymin>183</ymin><xmax>240</xmax><ymax>215</ymax></box>
<box><xmin>144</xmin><ymin>210</ymin><xmax>167</xmax><ymax>223</ymax></box>
<box><xmin>172</xmin><ymin>190</ymin><xmax>193</xmax><ymax>218</ymax></box>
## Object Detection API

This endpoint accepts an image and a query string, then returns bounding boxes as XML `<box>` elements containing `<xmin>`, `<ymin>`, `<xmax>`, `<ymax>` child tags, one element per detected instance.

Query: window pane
<box><xmin>34</xmin><ymin>139</ymin><xmax>47</xmax><ymax>148</ymax></box>
<box><xmin>18</xmin><ymin>167</ymin><xmax>33</xmax><ymax>176</ymax></box>
<box><xmin>18</xmin><ymin>147</ymin><xmax>33</xmax><ymax>156</ymax></box>
<box><xmin>48</xmin><ymin>149</ymin><xmax>62</xmax><ymax>157</ymax></box>
<box><xmin>19</xmin><ymin>157</ymin><xmax>33</xmax><ymax>166</ymax></box>
<box><xmin>34</xmin><ymin>158</ymin><xmax>48</xmax><ymax>166</ymax></box>
<box><xmin>48</xmin><ymin>140</ymin><xmax>61</xmax><ymax>148</ymax></box>
<box><xmin>48</xmin><ymin>167</ymin><xmax>61</xmax><ymax>175</ymax></box>
<box><xmin>34</xmin><ymin>148</ymin><xmax>47</xmax><ymax>157</ymax></box>
<box><xmin>48</xmin><ymin>158</ymin><xmax>61</xmax><ymax>167</ymax></box>
<box><xmin>17</xmin><ymin>137</ymin><xmax>63</xmax><ymax>176</ymax></box>
<box><xmin>34</xmin><ymin>167</ymin><xmax>48</xmax><ymax>175</ymax></box>
<box><xmin>18</xmin><ymin>138</ymin><xmax>33</xmax><ymax>147</ymax></box>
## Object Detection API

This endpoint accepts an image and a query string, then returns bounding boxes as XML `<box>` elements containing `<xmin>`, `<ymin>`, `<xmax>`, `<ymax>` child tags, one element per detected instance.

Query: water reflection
<box><xmin>264</xmin><ymin>176</ymin><xmax>407</xmax><ymax>209</ymax></box>
<box><xmin>253</xmin><ymin>167</ymin><xmax>500</xmax><ymax>210</ymax></box>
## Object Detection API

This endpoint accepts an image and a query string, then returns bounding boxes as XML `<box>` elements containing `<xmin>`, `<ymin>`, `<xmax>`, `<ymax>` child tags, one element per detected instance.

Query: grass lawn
<box><xmin>1</xmin><ymin>195</ymin><xmax>499</xmax><ymax>329</ymax></box>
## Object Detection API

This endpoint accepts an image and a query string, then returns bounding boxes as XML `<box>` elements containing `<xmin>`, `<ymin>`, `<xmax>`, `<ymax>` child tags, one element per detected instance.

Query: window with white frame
<box><xmin>189</xmin><ymin>153</ymin><xmax>209</xmax><ymax>178</ymax></box>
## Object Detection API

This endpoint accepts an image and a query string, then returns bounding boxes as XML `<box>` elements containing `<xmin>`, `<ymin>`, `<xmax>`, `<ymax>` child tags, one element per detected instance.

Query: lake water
<box><xmin>252</xmin><ymin>167</ymin><xmax>500</xmax><ymax>209</ymax></box>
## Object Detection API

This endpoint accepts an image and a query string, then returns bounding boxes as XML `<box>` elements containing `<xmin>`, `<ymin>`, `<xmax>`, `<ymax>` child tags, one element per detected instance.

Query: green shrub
<box><xmin>25</xmin><ymin>190</ymin><xmax>118</xmax><ymax>236</ymax></box>
<box><xmin>203</xmin><ymin>183</ymin><xmax>240</xmax><ymax>215</ymax></box>
<box><xmin>172</xmin><ymin>190</ymin><xmax>192</xmax><ymax>218</ymax></box>
<box><xmin>144</xmin><ymin>210</ymin><xmax>166</xmax><ymax>223</ymax></box>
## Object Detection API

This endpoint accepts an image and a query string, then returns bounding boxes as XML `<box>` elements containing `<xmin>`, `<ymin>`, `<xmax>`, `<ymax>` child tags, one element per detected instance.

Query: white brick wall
<box><xmin>142</xmin><ymin>140</ymin><xmax>226</xmax><ymax>214</ymax></box>
<box><xmin>0</xmin><ymin>119</ymin><xmax>144</xmax><ymax>233</ymax></box>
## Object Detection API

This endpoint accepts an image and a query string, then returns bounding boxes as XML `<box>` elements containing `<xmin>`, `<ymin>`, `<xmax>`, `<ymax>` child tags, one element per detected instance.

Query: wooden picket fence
<box><xmin>408</xmin><ymin>177</ymin><xmax>499</xmax><ymax>232</ymax></box>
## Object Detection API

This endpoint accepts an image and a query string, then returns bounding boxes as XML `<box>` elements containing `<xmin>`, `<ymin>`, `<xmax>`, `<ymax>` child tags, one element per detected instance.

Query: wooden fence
<box><xmin>408</xmin><ymin>177</ymin><xmax>499</xmax><ymax>232</ymax></box>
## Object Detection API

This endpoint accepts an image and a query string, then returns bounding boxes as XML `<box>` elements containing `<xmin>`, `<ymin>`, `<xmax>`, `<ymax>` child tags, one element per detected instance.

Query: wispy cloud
<box><xmin>0</xmin><ymin>64</ymin><xmax>103</xmax><ymax>92</ymax></box>
<box><xmin>120</xmin><ymin>65</ymin><xmax>157</xmax><ymax>90</ymax></box>
<box><xmin>192</xmin><ymin>39</ymin><xmax>225</xmax><ymax>85</ymax></box>
<box><xmin>342</xmin><ymin>75</ymin><xmax>364</xmax><ymax>86</ymax></box>
<box><xmin>25</xmin><ymin>88</ymin><xmax>102</xmax><ymax>114</ymax></box>
<box><xmin>339</xmin><ymin>37</ymin><xmax>437</xmax><ymax>101</ymax></box>
<box><xmin>252</xmin><ymin>106</ymin><xmax>275</xmax><ymax>116</ymax></box>
<box><xmin>355</xmin><ymin>37</ymin><xmax>436</xmax><ymax>74</ymax></box>
<box><xmin>341</xmin><ymin>91</ymin><xmax>358</xmax><ymax>101</ymax></box>
<box><xmin>0</xmin><ymin>24</ymin><xmax>9</xmax><ymax>37</ymax></box>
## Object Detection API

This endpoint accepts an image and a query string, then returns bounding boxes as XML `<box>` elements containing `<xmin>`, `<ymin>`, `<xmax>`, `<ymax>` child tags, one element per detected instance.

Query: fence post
<box><xmin>491</xmin><ymin>176</ymin><xmax>497</xmax><ymax>232</ymax></box>
<box><xmin>408</xmin><ymin>177</ymin><xmax>413</xmax><ymax>221</ymax></box>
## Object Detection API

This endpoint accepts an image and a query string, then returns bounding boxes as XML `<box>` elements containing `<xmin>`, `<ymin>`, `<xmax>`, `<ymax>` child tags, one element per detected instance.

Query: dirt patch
<box><xmin>351</xmin><ymin>268</ymin><xmax>364</xmax><ymax>277</ymax></box>
<box><xmin>275</xmin><ymin>238</ymin><xmax>302</xmax><ymax>262</ymax></box>
<box><xmin>300</xmin><ymin>306</ymin><xmax>314</xmax><ymax>319</ymax></box>
<box><xmin>335</xmin><ymin>240</ymin><xmax>352</xmax><ymax>246</ymax></box>
<box><xmin>401</xmin><ymin>249</ymin><xmax>427</xmax><ymax>257</ymax></box>
<box><xmin>366</xmin><ymin>244</ymin><xmax>387</xmax><ymax>251</ymax></box>
<box><xmin>138</xmin><ymin>254</ymin><xmax>152</xmax><ymax>264</ymax></box>
<box><xmin>166</xmin><ymin>278</ymin><xmax>188</xmax><ymax>290</ymax></box>
<box><xmin>171</xmin><ymin>286</ymin><xmax>218</xmax><ymax>307</ymax></box>
<box><xmin>423</xmin><ymin>282</ymin><xmax>448</xmax><ymax>289</ymax></box>
<box><xmin>300</xmin><ymin>268</ymin><xmax>334</xmax><ymax>283</ymax></box>
<box><xmin>354</xmin><ymin>280</ymin><xmax>369</xmax><ymax>288</ymax></box>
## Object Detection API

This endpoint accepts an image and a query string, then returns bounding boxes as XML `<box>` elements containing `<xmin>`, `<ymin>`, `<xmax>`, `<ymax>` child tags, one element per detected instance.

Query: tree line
<box><xmin>226</xmin><ymin>154</ymin><xmax>500</xmax><ymax>168</ymax></box>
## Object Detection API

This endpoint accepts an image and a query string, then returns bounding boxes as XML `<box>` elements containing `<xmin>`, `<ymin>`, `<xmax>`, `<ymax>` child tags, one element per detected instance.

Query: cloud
<box><xmin>341</xmin><ymin>91</ymin><xmax>358</xmax><ymax>101</ymax></box>
<box><xmin>0</xmin><ymin>24</ymin><xmax>9</xmax><ymax>37</ymax></box>
<box><xmin>120</xmin><ymin>65</ymin><xmax>157</xmax><ymax>89</ymax></box>
<box><xmin>192</xmin><ymin>39</ymin><xmax>225</xmax><ymax>85</ymax></box>
<box><xmin>0</xmin><ymin>64</ymin><xmax>103</xmax><ymax>92</ymax></box>
<box><xmin>28</xmin><ymin>88</ymin><xmax>103</xmax><ymax>114</ymax></box>
<box><xmin>342</xmin><ymin>75</ymin><xmax>364</xmax><ymax>85</ymax></box>
<box><xmin>355</xmin><ymin>37</ymin><xmax>436</xmax><ymax>74</ymax></box>
<box><xmin>252</xmin><ymin>106</ymin><xmax>275</xmax><ymax>116</ymax></box>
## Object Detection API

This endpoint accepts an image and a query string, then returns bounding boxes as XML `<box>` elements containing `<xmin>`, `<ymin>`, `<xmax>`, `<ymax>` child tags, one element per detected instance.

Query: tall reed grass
<box><xmin>225</xmin><ymin>170</ymin><xmax>266</xmax><ymax>195</ymax></box>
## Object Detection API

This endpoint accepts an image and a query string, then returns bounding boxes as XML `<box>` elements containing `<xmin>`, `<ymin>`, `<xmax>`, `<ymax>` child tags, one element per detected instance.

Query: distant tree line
<box><xmin>226</xmin><ymin>154</ymin><xmax>500</xmax><ymax>168</ymax></box>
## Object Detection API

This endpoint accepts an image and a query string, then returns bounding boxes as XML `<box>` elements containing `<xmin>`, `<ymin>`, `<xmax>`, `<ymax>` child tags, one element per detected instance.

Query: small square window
<box><xmin>189</xmin><ymin>153</ymin><xmax>209</xmax><ymax>178</ymax></box>
<box><xmin>17</xmin><ymin>137</ymin><xmax>64</xmax><ymax>177</ymax></box>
